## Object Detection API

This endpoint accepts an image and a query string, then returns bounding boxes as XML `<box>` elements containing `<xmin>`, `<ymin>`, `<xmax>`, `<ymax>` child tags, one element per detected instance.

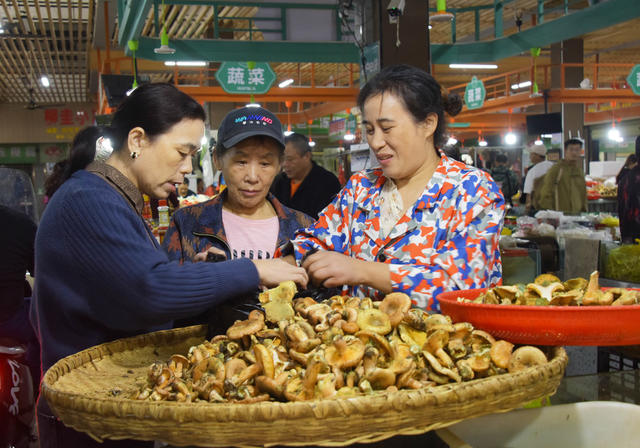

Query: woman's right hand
<box><xmin>252</xmin><ymin>259</ymin><xmax>308</xmax><ymax>289</ymax></box>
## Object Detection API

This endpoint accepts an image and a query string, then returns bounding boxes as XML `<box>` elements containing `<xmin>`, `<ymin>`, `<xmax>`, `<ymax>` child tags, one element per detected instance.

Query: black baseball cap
<box><xmin>217</xmin><ymin>106</ymin><xmax>285</xmax><ymax>151</ymax></box>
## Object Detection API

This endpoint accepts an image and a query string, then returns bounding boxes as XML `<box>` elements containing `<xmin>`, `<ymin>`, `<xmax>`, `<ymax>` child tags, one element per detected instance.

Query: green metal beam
<box><xmin>134</xmin><ymin>38</ymin><xmax>360</xmax><ymax>63</ymax></box>
<box><xmin>431</xmin><ymin>0</ymin><xmax>640</xmax><ymax>64</ymax></box>
<box><xmin>118</xmin><ymin>0</ymin><xmax>153</xmax><ymax>47</ymax></box>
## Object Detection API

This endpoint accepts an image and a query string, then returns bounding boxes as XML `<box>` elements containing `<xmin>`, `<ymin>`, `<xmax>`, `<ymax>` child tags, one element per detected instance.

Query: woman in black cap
<box><xmin>163</xmin><ymin>106</ymin><xmax>313</xmax><ymax>333</ymax></box>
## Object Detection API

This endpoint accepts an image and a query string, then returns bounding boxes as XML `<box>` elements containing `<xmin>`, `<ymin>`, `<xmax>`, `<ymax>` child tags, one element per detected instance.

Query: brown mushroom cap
<box><xmin>467</xmin><ymin>352</ymin><xmax>491</xmax><ymax>374</ymax></box>
<box><xmin>226</xmin><ymin>318</ymin><xmax>265</xmax><ymax>340</ymax></box>
<box><xmin>471</xmin><ymin>330</ymin><xmax>496</xmax><ymax>352</ymax></box>
<box><xmin>534</xmin><ymin>273</ymin><xmax>562</xmax><ymax>286</ymax></box>
<box><xmin>357</xmin><ymin>308</ymin><xmax>392</xmax><ymax>335</ymax></box>
<box><xmin>325</xmin><ymin>337</ymin><xmax>365</xmax><ymax>370</ymax></box>
<box><xmin>259</xmin><ymin>280</ymin><xmax>297</xmax><ymax>304</ymax></box>
<box><xmin>398</xmin><ymin>323</ymin><xmax>427</xmax><ymax>347</ymax></box>
<box><xmin>490</xmin><ymin>340</ymin><xmax>514</xmax><ymax>369</ymax></box>
<box><xmin>355</xmin><ymin>330</ymin><xmax>393</xmax><ymax>356</ymax></box>
<box><xmin>253</xmin><ymin>344</ymin><xmax>275</xmax><ymax>379</ymax></box>
<box><xmin>263</xmin><ymin>300</ymin><xmax>295</xmax><ymax>323</ymax></box>
<box><xmin>563</xmin><ymin>277</ymin><xmax>588</xmax><ymax>291</ymax></box>
<box><xmin>508</xmin><ymin>346</ymin><xmax>548</xmax><ymax>373</ymax></box>
<box><xmin>224</xmin><ymin>358</ymin><xmax>248</xmax><ymax>379</ymax></box>
<box><xmin>494</xmin><ymin>285</ymin><xmax>519</xmax><ymax>301</ymax></box>
<box><xmin>379</xmin><ymin>293</ymin><xmax>412</xmax><ymax>327</ymax></box>
<box><xmin>366</xmin><ymin>368</ymin><xmax>396</xmax><ymax>389</ymax></box>
<box><xmin>549</xmin><ymin>290</ymin><xmax>581</xmax><ymax>306</ymax></box>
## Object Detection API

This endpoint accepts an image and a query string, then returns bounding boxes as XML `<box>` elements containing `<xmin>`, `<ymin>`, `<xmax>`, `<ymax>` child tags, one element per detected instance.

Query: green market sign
<box><xmin>464</xmin><ymin>76</ymin><xmax>486</xmax><ymax>110</ymax></box>
<box><xmin>216</xmin><ymin>62</ymin><xmax>276</xmax><ymax>94</ymax></box>
<box><xmin>0</xmin><ymin>145</ymin><xmax>37</xmax><ymax>164</ymax></box>
<box><xmin>627</xmin><ymin>64</ymin><xmax>640</xmax><ymax>96</ymax></box>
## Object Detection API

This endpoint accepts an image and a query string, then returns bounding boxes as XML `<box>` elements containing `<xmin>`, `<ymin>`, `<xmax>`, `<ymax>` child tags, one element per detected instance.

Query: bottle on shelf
<box><xmin>157</xmin><ymin>199</ymin><xmax>170</xmax><ymax>243</ymax></box>
<box><xmin>142</xmin><ymin>194</ymin><xmax>153</xmax><ymax>227</ymax></box>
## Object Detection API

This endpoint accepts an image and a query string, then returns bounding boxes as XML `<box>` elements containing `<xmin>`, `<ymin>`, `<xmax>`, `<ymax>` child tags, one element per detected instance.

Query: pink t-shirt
<box><xmin>222</xmin><ymin>209</ymin><xmax>279</xmax><ymax>260</ymax></box>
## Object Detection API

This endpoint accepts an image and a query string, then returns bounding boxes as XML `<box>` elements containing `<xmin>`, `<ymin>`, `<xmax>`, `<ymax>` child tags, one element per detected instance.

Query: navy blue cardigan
<box><xmin>32</xmin><ymin>170</ymin><xmax>259</xmax><ymax>372</ymax></box>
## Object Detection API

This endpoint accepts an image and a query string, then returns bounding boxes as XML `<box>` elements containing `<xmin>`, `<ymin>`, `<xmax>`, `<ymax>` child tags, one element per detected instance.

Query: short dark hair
<box><xmin>564</xmin><ymin>138</ymin><xmax>583</xmax><ymax>149</ymax></box>
<box><xmin>495</xmin><ymin>154</ymin><xmax>508</xmax><ymax>164</ymax></box>
<box><xmin>284</xmin><ymin>132</ymin><xmax>311</xmax><ymax>156</ymax></box>
<box><xmin>357</xmin><ymin>64</ymin><xmax>462</xmax><ymax>151</ymax></box>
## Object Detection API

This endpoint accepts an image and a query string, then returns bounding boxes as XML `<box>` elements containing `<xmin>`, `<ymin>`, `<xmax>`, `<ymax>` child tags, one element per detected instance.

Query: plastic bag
<box><xmin>606</xmin><ymin>243</ymin><xmax>640</xmax><ymax>283</ymax></box>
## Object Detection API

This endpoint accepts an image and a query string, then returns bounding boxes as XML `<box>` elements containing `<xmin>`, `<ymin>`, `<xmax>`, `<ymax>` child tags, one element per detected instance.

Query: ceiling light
<box><xmin>449</xmin><ymin>64</ymin><xmax>498</xmax><ymax>70</ymax></box>
<box><xmin>478</xmin><ymin>140</ymin><xmax>488</xmax><ymax>147</ymax></box>
<box><xmin>446</xmin><ymin>136</ymin><xmax>458</xmax><ymax>146</ymax></box>
<box><xmin>154</xmin><ymin>25</ymin><xmax>176</xmax><ymax>55</ymax></box>
<box><xmin>510</xmin><ymin>81</ymin><xmax>532</xmax><ymax>90</ymax></box>
<box><xmin>541</xmin><ymin>134</ymin><xmax>553</xmax><ymax>138</ymax></box>
<box><xmin>278</xmin><ymin>78</ymin><xmax>294</xmax><ymax>88</ymax></box>
<box><xmin>245</xmin><ymin>103</ymin><xmax>261</xmax><ymax>108</ymax></box>
<box><xmin>164</xmin><ymin>61</ymin><xmax>206</xmax><ymax>67</ymax></box>
<box><xmin>534</xmin><ymin>138</ymin><xmax>544</xmax><ymax>145</ymax></box>
<box><xmin>308</xmin><ymin>140</ymin><xmax>316</xmax><ymax>147</ymax></box>
<box><xmin>40</xmin><ymin>76</ymin><xmax>50</xmax><ymax>87</ymax></box>
<box><xmin>607</xmin><ymin>126</ymin><xmax>621</xmax><ymax>141</ymax></box>
<box><xmin>504</xmin><ymin>132</ymin><xmax>517</xmax><ymax>145</ymax></box>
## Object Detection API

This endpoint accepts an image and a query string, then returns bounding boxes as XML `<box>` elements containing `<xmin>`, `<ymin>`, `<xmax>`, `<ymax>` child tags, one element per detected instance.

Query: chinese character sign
<box><xmin>464</xmin><ymin>76</ymin><xmax>486</xmax><ymax>110</ymax></box>
<box><xmin>216</xmin><ymin>62</ymin><xmax>276</xmax><ymax>94</ymax></box>
<box><xmin>627</xmin><ymin>65</ymin><xmax>640</xmax><ymax>96</ymax></box>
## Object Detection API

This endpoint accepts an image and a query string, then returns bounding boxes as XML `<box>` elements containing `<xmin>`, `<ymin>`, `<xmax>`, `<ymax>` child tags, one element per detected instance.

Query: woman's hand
<box><xmin>301</xmin><ymin>251</ymin><xmax>365</xmax><ymax>288</ymax></box>
<box><xmin>194</xmin><ymin>246</ymin><xmax>227</xmax><ymax>263</ymax></box>
<box><xmin>252</xmin><ymin>259</ymin><xmax>308</xmax><ymax>289</ymax></box>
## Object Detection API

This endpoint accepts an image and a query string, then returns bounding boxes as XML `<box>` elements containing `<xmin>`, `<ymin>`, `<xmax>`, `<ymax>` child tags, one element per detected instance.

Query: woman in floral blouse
<box><xmin>285</xmin><ymin>65</ymin><xmax>505</xmax><ymax>311</ymax></box>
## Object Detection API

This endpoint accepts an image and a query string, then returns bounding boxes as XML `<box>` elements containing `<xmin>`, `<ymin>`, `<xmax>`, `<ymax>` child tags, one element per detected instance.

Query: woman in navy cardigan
<box><xmin>32</xmin><ymin>83</ymin><xmax>307</xmax><ymax>447</ymax></box>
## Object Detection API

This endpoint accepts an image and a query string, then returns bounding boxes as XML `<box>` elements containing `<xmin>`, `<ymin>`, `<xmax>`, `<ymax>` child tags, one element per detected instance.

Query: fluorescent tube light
<box><xmin>164</xmin><ymin>61</ymin><xmax>207</xmax><ymax>67</ymax></box>
<box><xmin>449</xmin><ymin>64</ymin><xmax>498</xmax><ymax>69</ymax></box>
<box><xmin>510</xmin><ymin>81</ymin><xmax>532</xmax><ymax>90</ymax></box>
<box><xmin>278</xmin><ymin>79</ymin><xmax>294</xmax><ymax>88</ymax></box>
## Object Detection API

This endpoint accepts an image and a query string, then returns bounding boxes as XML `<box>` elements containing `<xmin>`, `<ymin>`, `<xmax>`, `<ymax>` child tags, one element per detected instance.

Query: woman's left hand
<box><xmin>301</xmin><ymin>250</ymin><xmax>365</xmax><ymax>288</ymax></box>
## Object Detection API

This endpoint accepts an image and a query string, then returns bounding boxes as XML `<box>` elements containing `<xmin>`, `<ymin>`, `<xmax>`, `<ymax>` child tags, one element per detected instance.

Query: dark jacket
<box><xmin>270</xmin><ymin>161</ymin><xmax>342</xmax><ymax>219</ymax></box>
<box><xmin>162</xmin><ymin>190</ymin><xmax>313</xmax><ymax>262</ymax></box>
<box><xmin>618</xmin><ymin>165</ymin><xmax>640</xmax><ymax>244</ymax></box>
<box><xmin>162</xmin><ymin>191</ymin><xmax>313</xmax><ymax>334</ymax></box>
<box><xmin>32</xmin><ymin>165</ymin><xmax>260</xmax><ymax>373</ymax></box>
<box><xmin>0</xmin><ymin>205</ymin><xmax>36</xmax><ymax>321</ymax></box>
<box><xmin>490</xmin><ymin>165</ymin><xmax>519</xmax><ymax>205</ymax></box>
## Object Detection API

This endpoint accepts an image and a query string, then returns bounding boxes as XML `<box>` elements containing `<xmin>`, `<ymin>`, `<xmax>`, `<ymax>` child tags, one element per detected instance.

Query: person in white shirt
<box><xmin>523</xmin><ymin>144</ymin><xmax>555</xmax><ymax>215</ymax></box>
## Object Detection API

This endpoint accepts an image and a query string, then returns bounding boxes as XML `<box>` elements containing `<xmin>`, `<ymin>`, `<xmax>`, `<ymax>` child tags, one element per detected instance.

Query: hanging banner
<box><xmin>464</xmin><ymin>76</ymin><xmax>486</xmax><ymax>110</ymax></box>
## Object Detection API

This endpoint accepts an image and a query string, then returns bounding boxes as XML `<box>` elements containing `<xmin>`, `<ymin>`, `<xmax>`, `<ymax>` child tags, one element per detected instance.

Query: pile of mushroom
<box><xmin>134</xmin><ymin>282</ymin><xmax>548</xmax><ymax>403</ymax></box>
<box><xmin>462</xmin><ymin>271</ymin><xmax>640</xmax><ymax>307</ymax></box>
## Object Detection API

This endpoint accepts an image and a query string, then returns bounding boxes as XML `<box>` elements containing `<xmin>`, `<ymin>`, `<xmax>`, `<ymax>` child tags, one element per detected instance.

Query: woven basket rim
<box><xmin>43</xmin><ymin>325</ymin><xmax>568</xmax><ymax>423</ymax></box>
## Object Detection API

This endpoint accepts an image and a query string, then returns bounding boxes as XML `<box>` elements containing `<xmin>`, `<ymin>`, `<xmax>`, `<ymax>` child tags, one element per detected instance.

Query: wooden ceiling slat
<box><xmin>23</xmin><ymin>1</ymin><xmax>54</xmax><ymax>103</ymax></box>
<box><xmin>0</xmin><ymin>40</ymin><xmax>24</xmax><ymax>101</ymax></box>
<box><xmin>54</xmin><ymin>0</ymin><xmax>70</xmax><ymax>101</ymax></box>
<box><xmin>184</xmin><ymin>5</ymin><xmax>209</xmax><ymax>38</ymax></box>
<box><xmin>167</xmin><ymin>5</ymin><xmax>188</xmax><ymax>37</ymax></box>
<box><xmin>174</xmin><ymin>5</ymin><xmax>197</xmax><ymax>37</ymax></box>
<box><xmin>193</xmin><ymin>6</ymin><xmax>214</xmax><ymax>37</ymax></box>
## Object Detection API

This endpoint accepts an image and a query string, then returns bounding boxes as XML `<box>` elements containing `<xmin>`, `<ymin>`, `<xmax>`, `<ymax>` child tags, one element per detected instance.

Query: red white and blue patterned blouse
<box><xmin>289</xmin><ymin>154</ymin><xmax>505</xmax><ymax>311</ymax></box>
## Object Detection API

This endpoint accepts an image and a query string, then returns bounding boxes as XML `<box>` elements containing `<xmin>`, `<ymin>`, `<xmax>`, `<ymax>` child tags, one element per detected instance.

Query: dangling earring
<box><xmin>130</xmin><ymin>151</ymin><xmax>138</xmax><ymax>159</ymax></box>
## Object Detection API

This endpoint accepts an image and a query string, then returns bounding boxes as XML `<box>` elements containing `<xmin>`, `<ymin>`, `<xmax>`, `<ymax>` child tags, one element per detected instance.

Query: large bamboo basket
<box><xmin>42</xmin><ymin>325</ymin><xmax>568</xmax><ymax>447</ymax></box>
